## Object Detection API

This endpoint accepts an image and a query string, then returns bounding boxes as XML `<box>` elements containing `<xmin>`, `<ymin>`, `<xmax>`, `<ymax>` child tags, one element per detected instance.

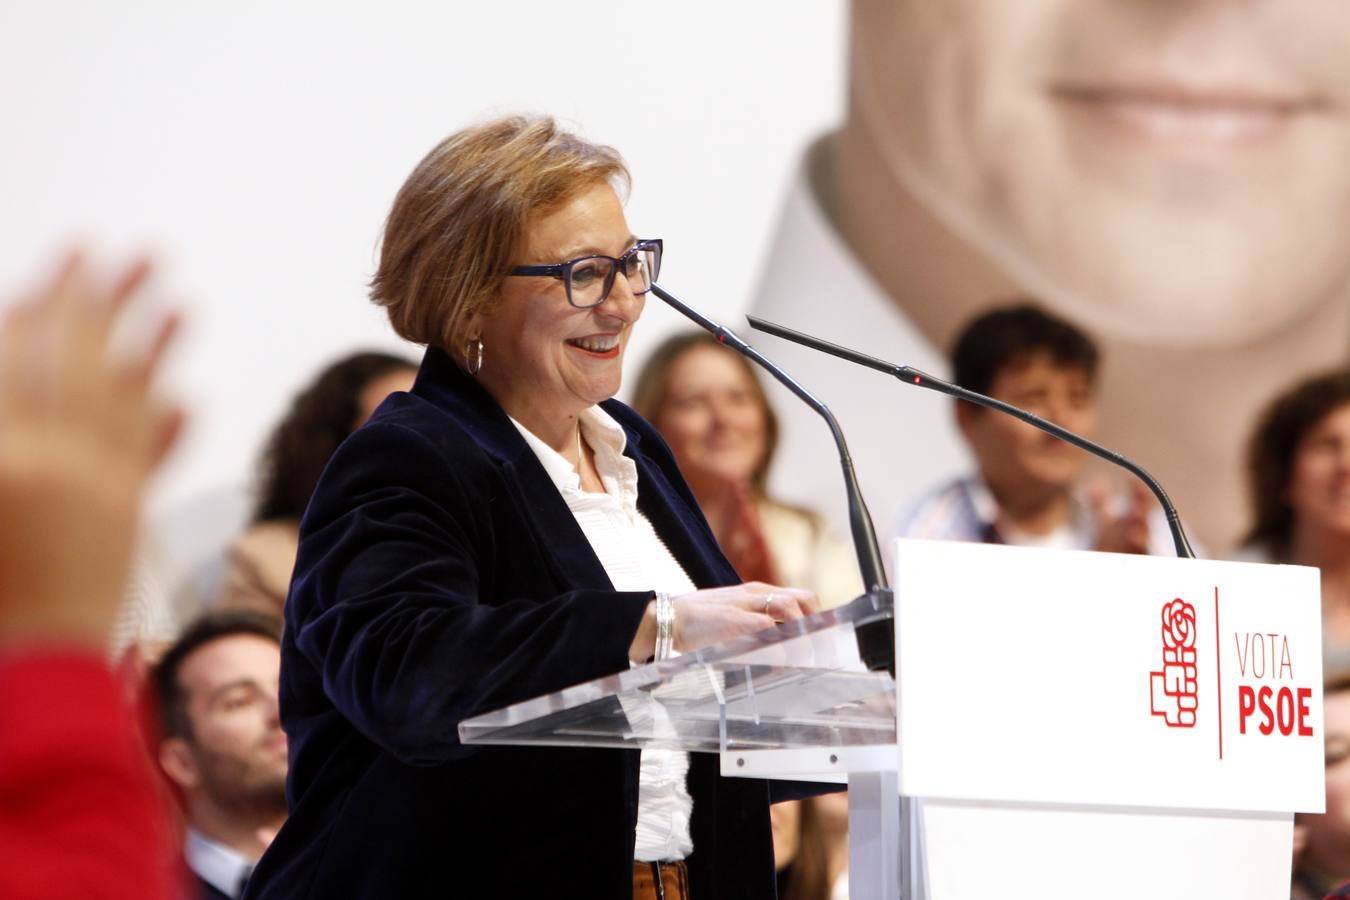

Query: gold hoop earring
<box><xmin>465</xmin><ymin>338</ymin><xmax>483</xmax><ymax>375</ymax></box>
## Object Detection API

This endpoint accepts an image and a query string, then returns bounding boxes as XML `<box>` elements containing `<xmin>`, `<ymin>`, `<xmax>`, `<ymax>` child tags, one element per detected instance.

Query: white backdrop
<box><xmin>0</xmin><ymin>1</ymin><xmax>846</xmax><ymax>515</ymax></box>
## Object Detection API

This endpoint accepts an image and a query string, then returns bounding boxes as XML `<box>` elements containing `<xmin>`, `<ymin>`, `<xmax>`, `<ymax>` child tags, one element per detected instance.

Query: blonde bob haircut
<box><xmin>370</xmin><ymin>115</ymin><xmax>629</xmax><ymax>350</ymax></box>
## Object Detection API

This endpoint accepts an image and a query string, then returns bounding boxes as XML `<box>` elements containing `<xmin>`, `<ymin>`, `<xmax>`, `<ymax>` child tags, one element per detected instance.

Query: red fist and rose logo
<box><xmin>1148</xmin><ymin>595</ymin><xmax>1317</xmax><ymax>742</ymax></box>
<box><xmin>1150</xmin><ymin>599</ymin><xmax>1198</xmax><ymax>728</ymax></box>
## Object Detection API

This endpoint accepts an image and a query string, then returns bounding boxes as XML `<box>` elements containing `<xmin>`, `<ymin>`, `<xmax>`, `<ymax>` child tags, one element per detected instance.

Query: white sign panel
<box><xmin>894</xmin><ymin>540</ymin><xmax>1325</xmax><ymax>814</ymax></box>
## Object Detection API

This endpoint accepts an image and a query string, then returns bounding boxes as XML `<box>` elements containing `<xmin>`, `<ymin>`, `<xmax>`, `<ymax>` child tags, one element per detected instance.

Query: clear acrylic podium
<box><xmin>459</xmin><ymin>590</ymin><xmax>908</xmax><ymax>897</ymax></box>
<box><xmin>460</xmin><ymin>540</ymin><xmax>1327</xmax><ymax>900</ymax></box>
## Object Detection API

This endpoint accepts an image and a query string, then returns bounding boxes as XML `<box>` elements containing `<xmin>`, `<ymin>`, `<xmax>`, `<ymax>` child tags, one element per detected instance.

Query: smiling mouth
<box><xmin>566</xmin><ymin>334</ymin><xmax>621</xmax><ymax>358</ymax></box>
<box><xmin>1049</xmin><ymin>82</ymin><xmax>1319</xmax><ymax>146</ymax></box>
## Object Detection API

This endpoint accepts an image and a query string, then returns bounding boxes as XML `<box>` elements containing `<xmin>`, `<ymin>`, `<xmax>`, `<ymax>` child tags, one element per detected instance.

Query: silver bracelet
<box><xmin>654</xmin><ymin>591</ymin><xmax>676</xmax><ymax>661</ymax></box>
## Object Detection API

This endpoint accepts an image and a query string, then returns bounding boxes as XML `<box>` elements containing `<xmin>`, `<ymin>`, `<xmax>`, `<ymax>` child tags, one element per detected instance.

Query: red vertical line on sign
<box><xmin>1214</xmin><ymin>586</ymin><xmax>1223</xmax><ymax>761</ymax></box>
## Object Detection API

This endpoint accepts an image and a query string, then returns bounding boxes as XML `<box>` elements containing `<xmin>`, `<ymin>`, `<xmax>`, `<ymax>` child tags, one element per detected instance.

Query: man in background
<box><xmin>152</xmin><ymin>611</ymin><xmax>287</xmax><ymax>900</ymax></box>
<box><xmin>752</xmin><ymin>0</ymin><xmax>1350</xmax><ymax>553</ymax></box>
<box><xmin>893</xmin><ymin>303</ymin><xmax>1169</xmax><ymax>555</ymax></box>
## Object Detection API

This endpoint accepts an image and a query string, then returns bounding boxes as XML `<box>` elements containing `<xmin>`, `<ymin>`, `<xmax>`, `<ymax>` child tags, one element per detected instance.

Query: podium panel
<box><xmin>894</xmin><ymin>540</ymin><xmax>1324</xmax><ymax>813</ymax></box>
<box><xmin>894</xmin><ymin>540</ymin><xmax>1324</xmax><ymax>900</ymax></box>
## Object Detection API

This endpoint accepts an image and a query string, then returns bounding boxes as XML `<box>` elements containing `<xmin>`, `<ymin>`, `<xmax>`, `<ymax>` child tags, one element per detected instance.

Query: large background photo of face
<box><xmin>0</xmin><ymin>1</ymin><xmax>846</xmax><ymax>522</ymax></box>
<box><xmin>752</xmin><ymin>0</ymin><xmax>1350</xmax><ymax>553</ymax></box>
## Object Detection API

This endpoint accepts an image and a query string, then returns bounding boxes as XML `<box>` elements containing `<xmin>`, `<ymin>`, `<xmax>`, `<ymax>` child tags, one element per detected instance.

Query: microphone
<box><xmin>648</xmin><ymin>283</ymin><xmax>895</xmax><ymax>673</ymax></box>
<box><xmin>745</xmin><ymin>314</ymin><xmax>1196</xmax><ymax>560</ymax></box>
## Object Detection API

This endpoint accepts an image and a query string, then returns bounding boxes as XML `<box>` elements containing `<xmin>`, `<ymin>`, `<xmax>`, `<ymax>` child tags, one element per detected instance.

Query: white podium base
<box><xmin>919</xmin><ymin>801</ymin><xmax>1291</xmax><ymax>900</ymax></box>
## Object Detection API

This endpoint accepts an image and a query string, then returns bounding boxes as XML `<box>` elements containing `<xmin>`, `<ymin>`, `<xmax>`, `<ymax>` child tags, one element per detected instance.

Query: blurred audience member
<box><xmin>0</xmin><ymin>250</ymin><xmax>182</xmax><ymax>900</ymax></box>
<box><xmin>632</xmin><ymin>332</ymin><xmax>861</xmax><ymax>608</ymax></box>
<box><xmin>1292</xmin><ymin>672</ymin><xmax>1350</xmax><ymax>900</ymax></box>
<box><xmin>1243</xmin><ymin>370</ymin><xmax>1350</xmax><ymax>671</ymax></box>
<box><xmin>893</xmin><ymin>303</ymin><xmax>1174</xmax><ymax>555</ymax></box>
<box><xmin>151</xmin><ymin>610</ymin><xmax>286</xmax><ymax>900</ymax></box>
<box><xmin>217</xmin><ymin>352</ymin><xmax>416</xmax><ymax>615</ymax></box>
<box><xmin>772</xmin><ymin>794</ymin><xmax>851</xmax><ymax>900</ymax></box>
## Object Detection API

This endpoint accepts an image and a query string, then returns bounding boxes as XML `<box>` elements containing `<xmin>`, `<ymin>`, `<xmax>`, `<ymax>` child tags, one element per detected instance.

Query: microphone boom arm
<box><xmin>746</xmin><ymin>314</ymin><xmax>1195</xmax><ymax>560</ymax></box>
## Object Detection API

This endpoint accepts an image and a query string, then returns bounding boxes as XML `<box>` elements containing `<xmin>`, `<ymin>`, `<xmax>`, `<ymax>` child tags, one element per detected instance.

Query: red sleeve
<box><xmin>0</xmin><ymin>649</ymin><xmax>177</xmax><ymax>900</ymax></box>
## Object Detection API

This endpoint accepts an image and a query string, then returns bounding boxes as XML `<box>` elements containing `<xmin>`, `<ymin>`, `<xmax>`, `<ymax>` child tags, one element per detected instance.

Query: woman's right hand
<box><xmin>629</xmin><ymin>581</ymin><xmax>818</xmax><ymax>661</ymax></box>
<box><xmin>673</xmin><ymin>581</ymin><xmax>817</xmax><ymax>652</ymax></box>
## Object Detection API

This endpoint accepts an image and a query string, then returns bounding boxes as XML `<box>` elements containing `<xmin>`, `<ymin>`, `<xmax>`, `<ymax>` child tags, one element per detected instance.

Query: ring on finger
<box><xmin>762</xmin><ymin>591</ymin><xmax>775</xmax><ymax>615</ymax></box>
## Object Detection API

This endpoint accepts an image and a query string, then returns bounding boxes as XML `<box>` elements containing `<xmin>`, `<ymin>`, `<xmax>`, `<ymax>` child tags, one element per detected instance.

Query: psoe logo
<box><xmin>1150</xmin><ymin>599</ymin><xmax>1198</xmax><ymax>728</ymax></box>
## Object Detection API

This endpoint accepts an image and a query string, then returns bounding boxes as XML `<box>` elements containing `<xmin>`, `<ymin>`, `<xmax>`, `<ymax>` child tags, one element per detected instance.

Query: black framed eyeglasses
<box><xmin>508</xmin><ymin>239</ymin><xmax>663</xmax><ymax>309</ymax></box>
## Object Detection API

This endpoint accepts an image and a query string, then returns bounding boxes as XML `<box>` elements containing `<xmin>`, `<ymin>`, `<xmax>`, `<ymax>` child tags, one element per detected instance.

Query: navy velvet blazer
<box><xmin>244</xmin><ymin>347</ymin><xmax>780</xmax><ymax>899</ymax></box>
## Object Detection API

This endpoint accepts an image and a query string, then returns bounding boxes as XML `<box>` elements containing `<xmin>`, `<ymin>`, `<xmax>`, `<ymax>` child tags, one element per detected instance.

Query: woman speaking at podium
<box><xmin>243</xmin><ymin>116</ymin><xmax>816</xmax><ymax>900</ymax></box>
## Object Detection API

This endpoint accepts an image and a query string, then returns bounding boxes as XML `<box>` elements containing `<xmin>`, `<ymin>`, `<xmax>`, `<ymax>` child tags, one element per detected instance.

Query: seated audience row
<box><xmin>168</xmin><ymin>297</ymin><xmax>1350</xmax><ymax>900</ymax></box>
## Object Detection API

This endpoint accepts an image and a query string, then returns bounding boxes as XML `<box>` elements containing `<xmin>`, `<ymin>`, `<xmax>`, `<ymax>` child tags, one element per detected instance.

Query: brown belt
<box><xmin>633</xmin><ymin>860</ymin><xmax>689</xmax><ymax>900</ymax></box>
